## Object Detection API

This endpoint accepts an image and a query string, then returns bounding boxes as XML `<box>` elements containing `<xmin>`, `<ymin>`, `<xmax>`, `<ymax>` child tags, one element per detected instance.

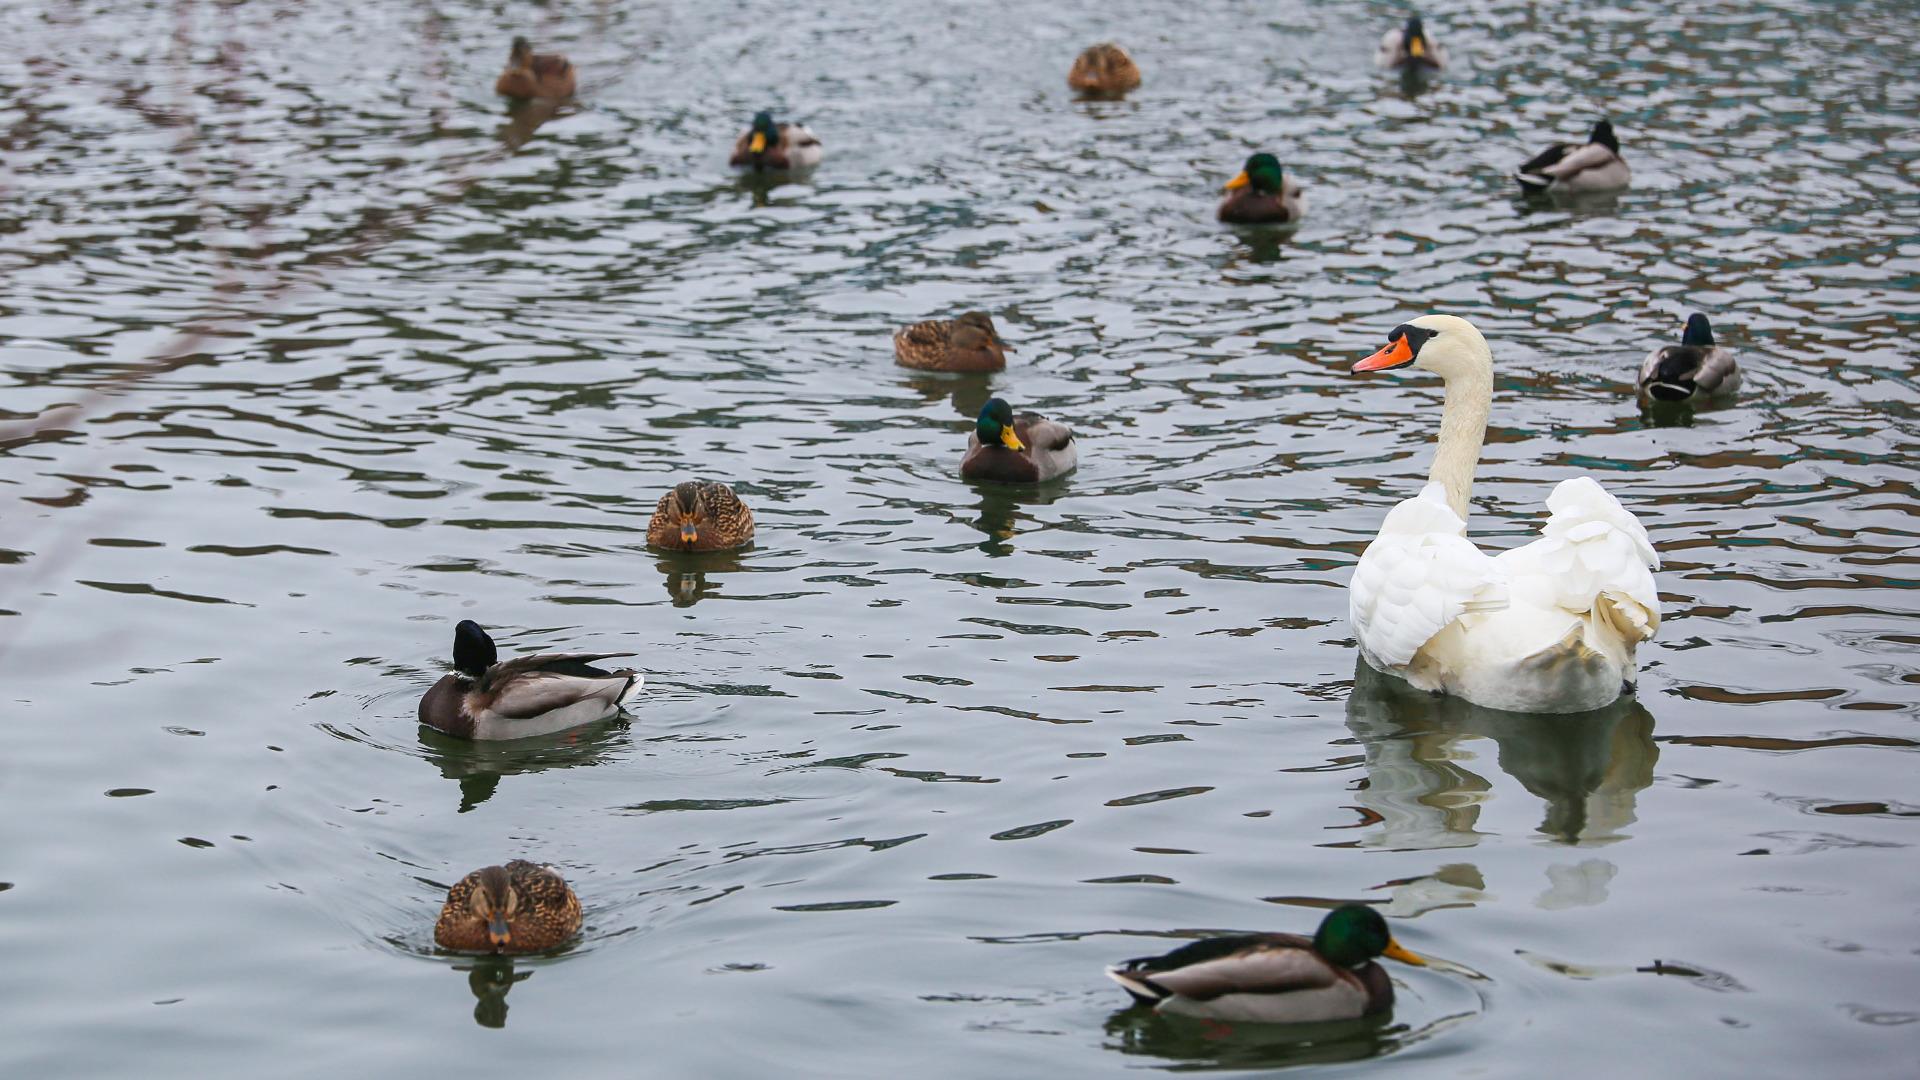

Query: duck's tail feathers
<box><xmin>1104</xmin><ymin>966</ymin><xmax>1168</xmax><ymax>1005</ymax></box>
<box><xmin>617</xmin><ymin>672</ymin><xmax>645</xmax><ymax>708</ymax></box>
<box><xmin>1514</xmin><ymin>170</ymin><xmax>1552</xmax><ymax>189</ymax></box>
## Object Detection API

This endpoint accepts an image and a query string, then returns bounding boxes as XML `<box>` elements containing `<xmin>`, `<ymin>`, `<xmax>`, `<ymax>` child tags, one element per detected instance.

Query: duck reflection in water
<box><xmin>656</xmin><ymin>548</ymin><xmax>748</xmax><ymax>608</ymax></box>
<box><xmin>419</xmin><ymin>722</ymin><xmax>629</xmax><ymax>812</ymax></box>
<box><xmin>1104</xmin><ymin>1008</ymin><xmax>1395</xmax><ymax>1069</ymax></box>
<box><xmin>1343</xmin><ymin>660</ymin><xmax>1658</xmax><ymax>849</ymax></box>
<box><xmin>969</xmin><ymin>482</ymin><xmax>1073</xmax><ymax>555</ymax></box>
<box><xmin>899</xmin><ymin>369</ymin><xmax>995</xmax><ymax>420</ymax></box>
<box><xmin>499</xmin><ymin>97</ymin><xmax>565</xmax><ymax>152</ymax></box>
<box><xmin>457</xmin><ymin>956</ymin><xmax>530</xmax><ymax>1029</ymax></box>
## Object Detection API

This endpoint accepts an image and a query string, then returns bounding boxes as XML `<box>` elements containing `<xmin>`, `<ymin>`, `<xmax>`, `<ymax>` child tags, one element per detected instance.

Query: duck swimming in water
<box><xmin>729</xmin><ymin>111</ymin><xmax>823</xmax><ymax>172</ymax></box>
<box><xmin>960</xmin><ymin>398</ymin><xmax>1077</xmax><ymax>484</ymax></box>
<box><xmin>418</xmin><ymin>621</ymin><xmax>641</xmax><ymax>740</ymax></box>
<box><xmin>1638</xmin><ymin>313</ymin><xmax>1739</xmax><ymax>404</ymax></box>
<box><xmin>435</xmin><ymin>861</ymin><xmax>582</xmax><ymax>954</ymax></box>
<box><xmin>1107</xmin><ymin>905</ymin><xmax>1428</xmax><ymax>1022</ymax></box>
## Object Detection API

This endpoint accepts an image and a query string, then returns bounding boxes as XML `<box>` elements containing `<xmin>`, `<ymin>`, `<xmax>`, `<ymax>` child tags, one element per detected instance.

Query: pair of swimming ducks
<box><xmin>436</xmin><ymin>854</ymin><xmax>1427</xmax><ymax>1025</ymax></box>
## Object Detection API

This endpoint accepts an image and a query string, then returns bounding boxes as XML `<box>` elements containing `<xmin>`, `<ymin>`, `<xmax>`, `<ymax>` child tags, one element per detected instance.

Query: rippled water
<box><xmin>3</xmin><ymin>0</ymin><xmax>1917</xmax><ymax>1074</ymax></box>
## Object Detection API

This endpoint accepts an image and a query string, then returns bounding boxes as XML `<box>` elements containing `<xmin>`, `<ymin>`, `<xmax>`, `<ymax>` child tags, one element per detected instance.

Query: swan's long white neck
<box><xmin>1427</xmin><ymin>346</ymin><xmax>1493</xmax><ymax>521</ymax></box>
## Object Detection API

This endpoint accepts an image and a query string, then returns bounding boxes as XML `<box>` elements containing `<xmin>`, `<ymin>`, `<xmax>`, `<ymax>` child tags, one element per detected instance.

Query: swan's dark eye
<box><xmin>1388</xmin><ymin>324</ymin><xmax>1438</xmax><ymax>356</ymax></box>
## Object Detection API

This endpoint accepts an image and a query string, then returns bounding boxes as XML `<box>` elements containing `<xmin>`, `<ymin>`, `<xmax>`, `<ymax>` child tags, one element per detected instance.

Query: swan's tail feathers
<box><xmin>1597</xmin><ymin>589</ymin><xmax>1659</xmax><ymax>643</ymax></box>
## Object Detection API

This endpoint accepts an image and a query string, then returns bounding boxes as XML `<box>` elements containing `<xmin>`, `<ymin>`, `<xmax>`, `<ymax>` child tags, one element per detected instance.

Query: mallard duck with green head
<box><xmin>418</xmin><ymin>621</ymin><xmax>641</xmax><ymax>740</ymax></box>
<box><xmin>436</xmin><ymin>861</ymin><xmax>582</xmax><ymax>954</ymax></box>
<box><xmin>1106</xmin><ymin>904</ymin><xmax>1428</xmax><ymax>1022</ymax></box>
<box><xmin>730</xmin><ymin>111</ymin><xmax>823</xmax><ymax>172</ymax></box>
<box><xmin>894</xmin><ymin>311</ymin><xmax>1011</xmax><ymax>373</ymax></box>
<box><xmin>1219</xmin><ymin>153</ymin><xmax>1305</xmax><ymax>225</ymax></box>
<box><xmin>1377</xmin><ymin>15</ymin><xmax>1446</xmax><ymax>70</ymax></box>
<box><xmin>1639</xmin><ymin>313</ymin><xmax>1739</xmax><ymax>403</ymax></box>
<box><xmin>1516</xmin><ymin>119</ymin><xmax>1630</xmax><ymax>193</ymax></box>
<box><xmin>961</xmin><ymin>398</ymin><xmax>1077</xmax><ymax>483</ymax></box>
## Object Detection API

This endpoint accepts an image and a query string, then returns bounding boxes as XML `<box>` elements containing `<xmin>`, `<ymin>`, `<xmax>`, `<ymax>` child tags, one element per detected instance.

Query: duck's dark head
<box><xmin>954</xmin><ymin>311</ymin><xmax>1008</xmax><ymax>348</ymax></box>
<box><xmin>452</xmin><ymin>620</ymin><xmax>498</xmax><ymax>677</ymax></box>
<box><xmin>668</xmin><ymin>480</ymin><xmax>711</xmax><ymax>548</ymax></box>
<box><xmin>1315</xmin><ymin>904</ymin><xmax>1428</xmax><ymax>969</ymax></box>
<box><xmin>1681</xmin><ymin>313</ymin><xmax>1714</xmax><ymax>347</ymax></box>
<box><xmin>1225</xmin><ymin>153</ymin><xmax>1285</xmax><ymax>195</ymax></box>
<box><xmin>976</xmin><ymin>398</ymin><xmax>1024</xmax><ymax>451</ymax></box>
<box><xmin>1590</xmin><ymin>118</ymin><xmax>1620</xmax><ymax>155</ymax></box>
<box><xmin>746</xmin><ymin>111</ymin><xmax>779</xmax><ymax>162</ymax></box>
<box><xmin>1404</xmin><ymin>16</ymin><xmax>1431</xmax><ymax>59</ymax></box>
<box><xmin>508</xmin><ymin>37</ymin><xmax>532</xmax><ymax>65</ymax></box>
<box><xmin>466</xmin><ymin>866</ymin><xmax>520</xmax><ymax>949</ymax></box>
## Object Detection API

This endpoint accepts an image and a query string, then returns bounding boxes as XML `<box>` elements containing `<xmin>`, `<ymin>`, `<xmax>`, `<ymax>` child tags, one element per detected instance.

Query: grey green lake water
<box><xmin>2</xmin><ymin>0</ymin><xmax>1917</xmax><ymax>1075</ymax></box>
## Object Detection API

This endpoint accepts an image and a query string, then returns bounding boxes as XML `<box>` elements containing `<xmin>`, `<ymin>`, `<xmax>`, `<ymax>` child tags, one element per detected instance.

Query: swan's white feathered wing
<box><xmin>1350</xmin><ymin>483</ymin><xmax>1508</xmax><ymax>670</ymax></box>
<box><xmin>1351</xmin><ymin>477</ymin><xmax>1660</xmax><ymax>713</ymax></box>
<box><xmin>1497</xmin><ymin>477</ymin><xmax>1661</xmax><ymax>643</ymax></box>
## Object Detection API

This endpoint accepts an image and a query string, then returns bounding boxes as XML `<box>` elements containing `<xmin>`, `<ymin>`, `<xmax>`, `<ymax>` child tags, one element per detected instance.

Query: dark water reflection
<box><xmin>1</xmin><ymin>0</ymin><xmax>1917</xmax><ymax>1075</ymax></box>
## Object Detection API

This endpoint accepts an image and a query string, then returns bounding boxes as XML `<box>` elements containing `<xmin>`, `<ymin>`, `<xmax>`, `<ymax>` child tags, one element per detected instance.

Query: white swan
<box><xmin>1347</xmin><ymin>315</ymin><xmax>1660</xmax><ymax>713</ymax></box>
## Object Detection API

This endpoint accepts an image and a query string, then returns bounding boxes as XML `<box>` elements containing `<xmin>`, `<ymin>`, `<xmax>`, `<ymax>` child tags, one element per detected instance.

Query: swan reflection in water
<box><xmin>1344</xmin><ymin>659</ymin><xmax>1658</xmax><ymax>849</ymax></box>
<box><xmin>1343</xmin><ymin>660</ymin><xmax>1656</xmax><ymax>911</ymax></box>
<box><xmin>418</xmin><ymin>721</ymin><xmax>630</xmax><ymax>812</ymax></box>
<box><xmin>457</xmin><ymin>956</ymin><xmax>530</xmax><ymax>1029</ymax></box>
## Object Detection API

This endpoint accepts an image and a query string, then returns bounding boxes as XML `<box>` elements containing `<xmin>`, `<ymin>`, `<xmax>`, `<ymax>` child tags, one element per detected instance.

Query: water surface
<box><xmin>2</xmin><ymin>0</ymin><xmax>1917</xmax><ymax>1075</ymax></box>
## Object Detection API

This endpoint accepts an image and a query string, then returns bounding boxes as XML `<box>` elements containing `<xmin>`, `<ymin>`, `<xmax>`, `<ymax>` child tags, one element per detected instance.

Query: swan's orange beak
<box><xmin>1354</xmin><ymin>335</ymin><xmax>1416</xmax><ymax>372</ymax></box>
<box><xmin>1224</xmin><ymin>170</ymin><xmax>1251</xmax><ymax>192</ymax></box>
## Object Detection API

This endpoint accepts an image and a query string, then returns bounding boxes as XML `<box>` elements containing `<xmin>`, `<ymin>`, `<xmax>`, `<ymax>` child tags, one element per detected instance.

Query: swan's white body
<box><xmin>1349</xmin><ymin>315</ymin><xmax>1660</xmax><ymax>714</ymax></box>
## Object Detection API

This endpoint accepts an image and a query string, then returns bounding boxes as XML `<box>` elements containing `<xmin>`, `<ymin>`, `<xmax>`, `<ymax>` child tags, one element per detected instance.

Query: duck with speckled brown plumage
<box><xmin>646</xmin><ymin>480</ymin><xmax>756</xmax><ymax>552</ymax></box>
<box><xmin>1068</xmin><ymin>43</ymin><xmax>1141</xmax><ymax>97</ymax></box>
<box><xmin>960</xmin><ymin>398</ymin><xmax>1076</xmax><ymax>484</ymax></box>
<box><xmin>1107</xmin><ymin>905</ymin><xmax>1428</xmax><ymax>1022</ymax></box>
<box><xmin>894</xmin><ymin>312</ymin><xmax>1012</xmax><ymax>373</ymax></box>
<box><xmin>418</xmin><ymin>621</ymin><xmax>641</xmax><ymax>740</ymax></box>
<box><xmin>494</xmin><ymin>37</ymin><xmax>575</xmax><ymax>100</ymax></box>
<box><xmin>436</xmin><ymin>861</ymin><xmax>582</xmax><ymax>954</ymax></box>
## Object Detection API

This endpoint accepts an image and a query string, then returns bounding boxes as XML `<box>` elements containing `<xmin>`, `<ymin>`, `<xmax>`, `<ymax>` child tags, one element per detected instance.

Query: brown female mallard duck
<box><xmin>1219</xmin><ymin>153</ymin><xmax>1306</xmax><ymax>225</ymax></box>
<box><xmin>494</xmin><ymin>37</ymin><xmax>576</xmax><ymax>100</ymax></box>
<box><xmin>418</xmin><ymin>621</ymin><xmax>641</xmax><ymax>740</ymax></box>
<box><xmin>1516</xmin><ymin>119</ymin><xmax>1630</xmax><ymax>194</ymax></box>
<box><xmin>647</xmin><ymin>480</ymin><xmax>756</xmax><ymax>552</ymax></box>
<box><xmin>1068</xmin><ymin>43</ymin><xmax>1141</xmax><ymax>97</ymax></box>
<box><xmin>893</xmin><ymin>311</ymin><xmax>1011</xmax><ymax>373</ymax></box>
<box><xmin>436</xmin><ymin>861</ymin><xmax>582</xmax><ymax>954</ymax></box>
<box><xmin>729</xmin><ymin>111</ymin><xmax>823</xmax><ymax>171</ymax></box>
<box><xmin>1639</xmin><ymin>313</ymin><xmax>1739</xmax><ymax>403</ymax></box>
<box><xmin>961</xmin><ymin>398</ymin><xmax>1077</xmax><ymax>484</ymax></box>
<box><xmin>1107</xmin><ymin>904</ymin><xmax>1428</xmax><ymax>1023</ymax></box>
